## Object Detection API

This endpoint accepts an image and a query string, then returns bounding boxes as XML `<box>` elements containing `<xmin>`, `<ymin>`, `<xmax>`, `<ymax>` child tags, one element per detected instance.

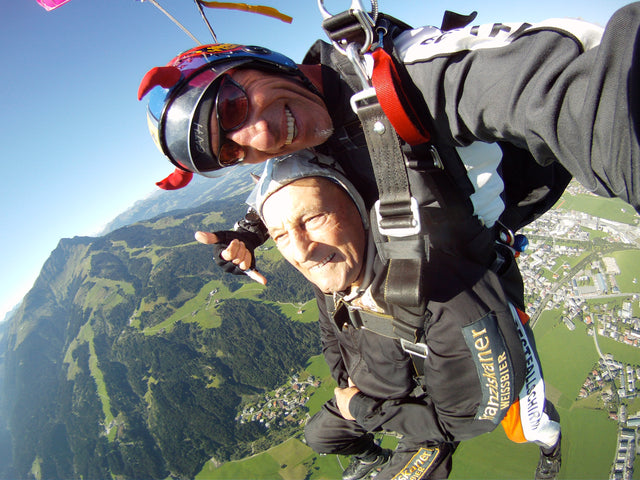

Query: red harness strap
<box><xmin>371</xmin><ymin>48</ymin><xmax>430</xmax><ymax>146</ymax></box>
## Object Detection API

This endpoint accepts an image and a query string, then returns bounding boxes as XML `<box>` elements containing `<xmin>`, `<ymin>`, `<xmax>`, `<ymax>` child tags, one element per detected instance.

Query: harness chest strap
<box><xmin>330</xmin><ymin>297</ymin><xmax>429</xmax><ymax>379</ymax></box>
<box><xmin>348</xmin><ymin>307</ymin><xmax>428</xmax><ymax>351</ymax></box>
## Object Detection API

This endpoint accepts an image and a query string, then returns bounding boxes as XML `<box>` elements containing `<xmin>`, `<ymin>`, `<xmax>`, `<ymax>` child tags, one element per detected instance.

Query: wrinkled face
<box><xmin>262</xmin><ymin>178</ymin><xmax>366</xmax><ymax>294</ymax></box>
<box><xmin>210</xmin><ymin>69</ymin><xmax>334</xmax><ymax>165</ymax></box>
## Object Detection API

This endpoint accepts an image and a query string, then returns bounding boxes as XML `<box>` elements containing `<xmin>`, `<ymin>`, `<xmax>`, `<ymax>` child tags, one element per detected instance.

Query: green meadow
<box><xmin>555</xmin><ymin>193</ymin><xmax>639</xmax><ymax>226</ymax></box>
<box><xmin>196</xmin><ymin>304</ymin><xmax>636</xmax><ymax>479</ymax></box>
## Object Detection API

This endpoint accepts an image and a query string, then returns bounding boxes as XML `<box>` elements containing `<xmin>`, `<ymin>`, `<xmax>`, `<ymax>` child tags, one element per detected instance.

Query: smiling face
<box><xmin>210</xmin><ymin>68</ymin><xmax>334</xmax><ymax>165</ymax></box>
<box><xmin>262</xmin><ymin>177</ymin><xmax>366</xmax><ymax>294</ymax></box>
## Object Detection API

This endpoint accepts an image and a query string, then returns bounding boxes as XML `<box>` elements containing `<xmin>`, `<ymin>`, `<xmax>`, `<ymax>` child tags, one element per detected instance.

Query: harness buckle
<box><xmin>375</xmin><ymin>197</ymin><xmax>422</xmax><ymax>237</ymax></box>
<box><xmin>350</xmin><ymin>87</ymin><xmax>378</xmax><ymax>115</ymax></box>
<box><xmin>400</xmin><ymin>338</ymin><xmax>429</xmax><ymax>358</ymax></box>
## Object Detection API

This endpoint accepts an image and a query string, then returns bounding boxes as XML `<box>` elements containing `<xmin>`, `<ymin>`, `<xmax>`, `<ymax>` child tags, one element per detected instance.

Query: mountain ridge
<box><xmin>99</xmin><ymin>165</ymin><xmax>262</xmax><ymax>235</ymax></box>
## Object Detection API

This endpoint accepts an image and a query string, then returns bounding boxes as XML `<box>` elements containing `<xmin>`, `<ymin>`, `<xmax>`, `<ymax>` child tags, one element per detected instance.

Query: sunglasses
<box><xmin>214</xmin><ymin>74</ymin><xmax>250</xmax><ymax>166</ymax></box>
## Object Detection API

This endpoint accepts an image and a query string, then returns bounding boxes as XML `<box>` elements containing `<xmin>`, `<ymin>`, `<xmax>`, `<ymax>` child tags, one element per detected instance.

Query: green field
<box><xmin>271</xmin><ymin>300</ymin><xmax>319</xmax><ymax>324</ymax></box>
<box><xmin>196</xmin><ymin>306</ymin><xmax>634</xmax><ymax>479</ymax></box>
<box><xmin>556</xmin><ymin>193</ymin><xmax>639</xmax><ymax>226</ymax></box>
<box><xmin>303</xmin><ymin>355</ymin><xmax>335</xmax><ymax>416</ymax></box>
<box><xmin>611</xmin><ymin>250</ymin><xmax>640</xmax><ymax>293</ymax></box>
<box><xmin>196</xmin><ymin>437</ymin><xmax>345</xmax><ymax>480</ymax></box>
<box><xmin>534</xmin><ymin>314</ymin><xmax>601</xmax><ymax>409</ymax></box>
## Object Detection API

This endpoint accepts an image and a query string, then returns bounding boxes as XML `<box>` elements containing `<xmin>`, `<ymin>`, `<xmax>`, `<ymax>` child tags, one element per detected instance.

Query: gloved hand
<box><xmin>195</xmin><ymin>230</ymin><xmax>267</xmax><ymax>285</ymax></box>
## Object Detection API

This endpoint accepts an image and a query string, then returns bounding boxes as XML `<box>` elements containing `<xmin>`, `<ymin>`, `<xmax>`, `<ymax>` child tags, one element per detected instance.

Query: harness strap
<box><xmin>371</xmin><ymin>47</ymin><xmax>430</xmax><ymax>145</ymax></box>
<box><xmin>383</xmin><ymin>258</ymin><xmax>423</xmax><ymax>308</ymax></box>
<box><xmin>348</xmin><ymin>307</ymin><xmax>425</xmax><ymax>344</ymax></box>
<box><xmin>356</xmin><ymin>98</ymin><xmax>418</xmax><ymax>233</ymax></box>
<box><xmin>344</xmin><ymin>304</ymin><xmax>429</xmax><ymax>378</ymax></box>
<box><xmin>353</xmin><ymin>90</ymin><xmax>427</xmax><ymax>307</ymax></box>
<box><xmin>374</xmin><ymin>236</ymin><xmax>429</xmax><ymax>261</ymax></box>
<box><xmin>327</xmin><ymin>290</ymin><xmax>428</xmax><ymax>389</ymax></box>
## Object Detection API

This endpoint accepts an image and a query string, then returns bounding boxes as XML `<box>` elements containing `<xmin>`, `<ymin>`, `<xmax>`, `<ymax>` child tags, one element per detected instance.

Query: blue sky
<box><xmin>0</xmin><ymin>0</ymin><xmax>631</xmax><ymax>321</ymax></box>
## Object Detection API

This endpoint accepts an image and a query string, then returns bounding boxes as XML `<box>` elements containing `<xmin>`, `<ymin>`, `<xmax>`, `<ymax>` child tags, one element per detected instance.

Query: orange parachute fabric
<box><xmin>198</xmin><ymin>1</ymin><xmax>292</xmax><ymax>23</ymax></box>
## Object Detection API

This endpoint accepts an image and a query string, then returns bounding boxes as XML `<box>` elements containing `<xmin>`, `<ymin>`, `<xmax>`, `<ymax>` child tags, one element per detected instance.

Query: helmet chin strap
<box><xmin>156</xmin><ymin>168</ymin><xmax>194</xmax><ymax>190</ymax></box>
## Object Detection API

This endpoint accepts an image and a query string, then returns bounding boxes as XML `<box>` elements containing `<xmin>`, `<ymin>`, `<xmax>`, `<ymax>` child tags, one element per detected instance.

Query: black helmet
<box><xmin>138</xmin><ymin>43</ymin><xmax>306</xmax><ymax>177</ymax></box>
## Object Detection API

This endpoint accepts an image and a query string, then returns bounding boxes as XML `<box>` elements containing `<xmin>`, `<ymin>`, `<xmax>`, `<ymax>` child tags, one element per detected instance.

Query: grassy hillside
<box><xmin>0</xmin><ymin>195</ymin><xmax>320</xmax><ymax>480</ymax></box>
<box><xmin>194</xmin><ymin>302</ymin><xmax>632</xmax><ymax>480</ymax></box>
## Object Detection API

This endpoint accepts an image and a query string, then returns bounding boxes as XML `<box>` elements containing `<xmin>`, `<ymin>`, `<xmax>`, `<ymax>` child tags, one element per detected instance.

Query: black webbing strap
<box><xmin>325</xmin><ymin>296</ymin><xmax>429</xmax><ymax>376</ymax></box>
<box><xmin>354</xmin><ymin>307</ymin><xmax>417</xmax><ymax>340</ymax></box>
<box><xmin>355</xmin><ymin>97</ymin><xmax>418</xmax><ymax>234</ymax></box>
<box><xmin>332</xmin><ymin>297</ymin><xmax>425</xmax><ymax>345</ymax></box>
<box><xmin>328</xmin><ymin>290</ymin><xmax>428</xmax><ymax>377</ymax></box>
<box><xmin>353</xmin><ymin>92</ymin><xmax>427</xmax><ymax>308</ymax></box>
<box><xmin>346</xmin><ymin>305</ymin><xmax>429</xmax><ymax>378</ymax></box>
<box><xmin>374</xmin><ymin>235</ymin><xmax>429</xmax><ymax>262</ymax></box>
<box><xmin>382</xmin><ymin>258</ymin><xmax>423</xmax><ymax>308</ymax></box>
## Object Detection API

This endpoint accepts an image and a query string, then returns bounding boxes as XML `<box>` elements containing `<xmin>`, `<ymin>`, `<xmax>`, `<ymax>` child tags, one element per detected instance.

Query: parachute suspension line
<box><xmin>142</xmin><ymin>0</ymin><xmax>202</xmax><ymax>44</ymax></box>
<box><xmin>194</xmin><ymin>0</ymin><xmax>218</xmax><ymax>42</ymax></box>
<box><xmin>142</xmin><ymin>0</ymin><xmax>294</xmax><ymax>46</ymax></box>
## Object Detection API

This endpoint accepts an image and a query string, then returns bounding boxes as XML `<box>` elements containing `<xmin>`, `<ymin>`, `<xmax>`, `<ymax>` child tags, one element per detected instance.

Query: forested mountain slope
<box><xmin>0</xmin><ymin>193</ymin><xmax>318</xmax><ymax>480</ymax></box>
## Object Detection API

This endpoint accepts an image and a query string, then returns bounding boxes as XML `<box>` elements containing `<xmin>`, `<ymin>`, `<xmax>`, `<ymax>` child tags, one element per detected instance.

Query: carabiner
<box><xmin>317</xmin><ymin>0</ymin><xmax>378</xmax><ymax>55</ymax></box>
<box><xmin>317</xmin><ymin>0</ymin><xmax>377</xmax><ymax>21</ymax></box>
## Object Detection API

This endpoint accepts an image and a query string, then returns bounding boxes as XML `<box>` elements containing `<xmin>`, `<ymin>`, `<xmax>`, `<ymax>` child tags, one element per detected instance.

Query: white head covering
<box><xmin>247</xmin><ymin>149</ymin><xmax>369</xmax><ymax>229</ymax></box>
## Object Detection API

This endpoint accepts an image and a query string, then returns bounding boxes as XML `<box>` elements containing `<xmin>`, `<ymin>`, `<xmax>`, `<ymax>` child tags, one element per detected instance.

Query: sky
<box><xmin>0</xmin><ymin>0</ymin><xmax>631</xmax><ymax>321</ymax></box>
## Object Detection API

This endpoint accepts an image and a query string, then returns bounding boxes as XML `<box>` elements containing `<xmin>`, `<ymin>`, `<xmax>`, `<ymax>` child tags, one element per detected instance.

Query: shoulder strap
<box><xmin>321</xmin><ymin>8</ymin><xmax>502</xmax><ymax>306</ymax></box>
<box><xmin>371</xmin><ymin>47</ymin><xmax>430</xmax><ymax>145</ymax></box>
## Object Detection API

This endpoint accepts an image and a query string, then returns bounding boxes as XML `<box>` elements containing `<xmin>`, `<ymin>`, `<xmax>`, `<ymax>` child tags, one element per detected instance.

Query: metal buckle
<box><xmin>400</xmin><ymin>339</ymin><xmax>429</xmax><ymax>358</ymax></box>
<box><xmin>350</xmin><ymin>87</ymin><xmax>378</xmax><ymax>115</ymax></box>
<box><xmin>375</xmin><ymin>197</ymin><xmax>422</xmax><ymax>237</ymax></box>
<box><xmin>495</xmin><ymin>220</ymin><xmax>515</xmax><ymax>246</ymax></box>
<box><xmin>317</xmin><ymin>0</ymin><xmax>376</xmax><ymax>55</ymax></box>
<box><xmin>429</xmin><ymin>145</ymin><xmax>444</xmax><ymax>170</ymax></box>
